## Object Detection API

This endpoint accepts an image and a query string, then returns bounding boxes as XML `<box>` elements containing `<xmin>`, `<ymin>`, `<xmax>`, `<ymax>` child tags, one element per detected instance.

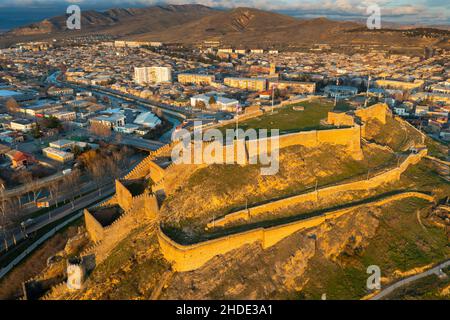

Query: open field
<box><xmin>221</xmin><ymin>99</ymin><xmax>336</xmax><ymax>134</ymax></box>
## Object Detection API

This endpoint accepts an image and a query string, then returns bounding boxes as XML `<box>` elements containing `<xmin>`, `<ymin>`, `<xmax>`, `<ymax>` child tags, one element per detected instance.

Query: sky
<box><xmin>0</xmin><ymin>0</ymin><xmax>448</xmax><ymax>30</ymax></box>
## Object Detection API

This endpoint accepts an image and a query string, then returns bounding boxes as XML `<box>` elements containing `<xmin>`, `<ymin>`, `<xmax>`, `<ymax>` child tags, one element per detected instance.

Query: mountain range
<box><xmin>0</xmin><ymin>4</ymin><xmax>449</xmax><ymax>49</ymax></box>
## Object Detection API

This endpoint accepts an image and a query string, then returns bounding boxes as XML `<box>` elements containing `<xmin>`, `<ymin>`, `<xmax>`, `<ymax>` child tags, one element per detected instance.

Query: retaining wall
<box><xmin>209</xmin><ymin>149</ymin><xmax>427</xmax><ymax>228</ymax></box>
<box><xmin>158</xmin><ymin>191</ymin><xmax>434</xmax><ymax>272</ymax></box>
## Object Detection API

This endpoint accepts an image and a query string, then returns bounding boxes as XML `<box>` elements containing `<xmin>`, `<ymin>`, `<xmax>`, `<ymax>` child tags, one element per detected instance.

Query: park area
<box><xmin>222</xmin><ymin>98</ymin><xmax>344</xmax><ymax>134</ymax></box>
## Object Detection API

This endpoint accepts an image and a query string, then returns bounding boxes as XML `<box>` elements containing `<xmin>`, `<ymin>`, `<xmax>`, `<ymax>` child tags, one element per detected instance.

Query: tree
<box><xmin>89</xmin><ymin>122</ymin><xmax>112</xmax><ymax>138</ymax></box>
<box><xmin>48</xmin><ymin>180</ymin><xmax>62</xmax><ymax>208</ymax></box>
<box><xmin>62</xmin><ymin>170</ymin><xmax>81</xmax><ymax>208</ymax></box>
<box><xmin>5</xmin><ymin>98</ymin><xmax>19</xmax><ymax>113</ymax></box>
<box><xmin>31</xmin><ymin>122</ymin><xmax>43</xmax><ymax>139</ymax></box>
<box><xmin>17</xmin><ymin>171</ymin><xmax>33</xmax><ymax>203</ymax></box>
<box><xmin>208</xmin><ymin>96</ymin><xmax>216</xmax><ymax>106</ymax></box>
<box><xmin>42</xmin><ymin>116</ymin><xmax>62</xmax><ymax>130</ymax></box>
<box><xmin>195</xmin><ymin>100</ymin><xmax>207</xmax><ymax>110</ymax></box>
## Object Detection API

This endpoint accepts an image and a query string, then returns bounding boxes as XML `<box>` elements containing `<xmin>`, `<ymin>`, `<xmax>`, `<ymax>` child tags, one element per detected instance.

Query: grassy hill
<box><xmin>8</xmin><ymin>102</ymin><xmax>448</xmax><ymax>300</ymax></box>
<box><xmin>221</xmin><ymin>99</ymin><xmax>336</xmax><ymax>134</ymax></box>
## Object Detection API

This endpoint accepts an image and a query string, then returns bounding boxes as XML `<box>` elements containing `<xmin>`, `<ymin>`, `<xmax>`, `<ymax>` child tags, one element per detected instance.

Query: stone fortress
<box><xmin>76</xmin><ymin>102</ymin><xmax>434</xmax><ymax>277</ymax></box>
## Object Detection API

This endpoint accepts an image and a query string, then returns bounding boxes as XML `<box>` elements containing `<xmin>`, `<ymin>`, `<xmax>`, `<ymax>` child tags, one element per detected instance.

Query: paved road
<box><xmin>0</xmin><ymin>184</ymin><xmax>115</xmax><ymax>253</ymax></box>
<box><xmin>370</xmin><ymin>259</ymin><xmax>450</xmax><ymax>300</ymax></box>
<box><xmin>0</xmin><ymin>154</ymin><xmax>144</xmax><ymax>252</ymax></box>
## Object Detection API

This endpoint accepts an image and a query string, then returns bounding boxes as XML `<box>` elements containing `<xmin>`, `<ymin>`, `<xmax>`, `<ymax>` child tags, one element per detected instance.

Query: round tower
<box><xmin>66</xmin><ymin>257</ymin><xmax>85</xmax><ymax>290</ymax></box>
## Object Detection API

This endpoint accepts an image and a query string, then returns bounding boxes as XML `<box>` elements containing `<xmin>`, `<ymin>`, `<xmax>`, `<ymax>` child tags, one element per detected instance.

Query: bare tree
<box><xmin>89</xmin><ymin>122</ymin><xmax>112</xmax><ymax>138</ymax></box>
<box><xmin>62</xmin><ymin>170</ymin><xmax>81</xmax><ymax>208</ymax></box>
<box><xmin>17</xmin><ymin>171</ymin><xmax>33</xmax><ymax>203</ymax></box>
<box><xmin>5</xmin><ymin>98</ymin><xmax>19</xmax><ymax>113</ymax></box>
<box><xmin>48</xmin><ymin>180</ymin><xmax>62</xmax><ymax>207</ymax></box>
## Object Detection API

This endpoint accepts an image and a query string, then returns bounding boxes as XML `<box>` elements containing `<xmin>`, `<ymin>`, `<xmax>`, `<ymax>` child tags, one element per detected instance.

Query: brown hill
<box><xmin>0</xmin><ymin>4</ymin><xmax>217</xmax><ymax>46</ymax></box>
<box><xmin>131</xmin><ymin>7</ymin><xmax>445</xmax><ymax>49</ymax></box>
<box><xmin>1</xmin><ymin>5</ymin><xmax>447</xmax><ymax>49</ymax></box>
<box><xmin>131</xmin><ymin>7</ymin><xmax>361</xmax><ymax>46</ymax></box>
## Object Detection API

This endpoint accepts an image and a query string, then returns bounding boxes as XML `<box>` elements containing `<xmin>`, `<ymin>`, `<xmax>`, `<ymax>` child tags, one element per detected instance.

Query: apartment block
<box><xmin>134</xmin><ymin>66</ymin><xmax>172</xmax><ymax>84</ymax></box>
<box><xmin>269</xmin><ymin>81</ymin><xmax>316</xmax><ymax>94</ymax></box>
<box><xmin>178</xmin><ymin>73</ymin><xmax>215</xmax><ymax>85</ymax></box>
<box><xmin>224</xmin><ymin>77</ymin><xmax>267</xmax><ymax>91</ymax></box>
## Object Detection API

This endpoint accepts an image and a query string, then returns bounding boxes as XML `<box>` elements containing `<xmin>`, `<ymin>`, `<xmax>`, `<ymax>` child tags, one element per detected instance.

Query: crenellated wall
<box><xmin>208</xmin><ymin>149</ymin><xmax>427</xmax><ymax>228</ymax></box>
<box><xmin>147</xmin><ymin>161</ymin><xmax>166</xmax><ymax>183</ymax></box>
<box><xmin>158</xmin><ymin>191</ymin><xmax>435</xmax><ymax>272</ymax></box>
<box><xmin>327</xmin><ymin>112</ymin><xmax>355</xmax><ymax>127</ymax></box>
<box><xmin>84</xmin><ymin>209</ymin><xmax>105</xmax><ymax>243</ymax></box>
<box><xmin>116</xmin><ymin>179</ymin><xmax>133</xmax><ymax>212</ymax></box>
<box><xmin>355</xmin><ymin>103</ymin><xmax>389</xmax><ymax>125</ymax></box>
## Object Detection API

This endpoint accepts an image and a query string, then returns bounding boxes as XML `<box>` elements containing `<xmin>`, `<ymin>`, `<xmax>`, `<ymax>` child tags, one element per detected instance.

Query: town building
<box><xmin>49</xmin><ymin>139</ymin><xmax>76</xmax><ymax>150</ymax></box>
<box><xmin>134</xmin><ymin>66</ymin><xmax>172</xmax><ymax>84</ymax></box>
<box><xmin>190</xmin><ymin>93</ymin><xmax>239</xmax><ymax>111</ymax></box>
<box><xmin>5</xmin><ymin>150</ymin><xmax>35</xmax><ymax>169</ymax></box>
<box><xmin>269</xmin><ymin>81</ymin><xmax>316</xmax><ymax>94</ymax></box>
<box><xmin>324</xmin><ymin>85</ymin><xmax>358</xmax><ymax>98</ymax></box>
<box><xmin>47</xmin><ymin>86</ymin><xmax>74</xmax><ymax>96</ymax></box>
<box><xmin>178</xmin><ymin>74</ymin><xmax>215</xmax><ymax>85</ymax></box>
<box><xmin>90</xmin><ymin>113</ymin><xmax>126</xmax><ymax>128</ymax></box>
<box><xmin>224</xmin><ymin>77</ymin><xmax>267</xmax><ymax>91</ymax></box>
<box><xmin>374</xmin><ymin>79</ymin><xmax>424</xmax><ymax>93</ymax></box>
<box><xmin>42</xmin><ymin>147</ymin><xmax>74</xmax><ymax>163</ymax></box>
<box><xmin>10</xmin><ymin>119</ymin><xmax>34</xmax><ymax>132</ymax></box>
<box><xmin>133</xmin><ymin>112</ymin><xmax>162</xmax><ymax>128</ymax></box>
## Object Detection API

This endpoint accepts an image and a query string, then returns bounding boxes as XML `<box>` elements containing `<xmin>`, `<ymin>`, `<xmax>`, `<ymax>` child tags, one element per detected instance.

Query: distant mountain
<box><xmin>131</xmin><ymin>7</ymin><xmax>448</xmax><ymax>49</ymax></box>
<box><xmin>0</xmin><ymin>4</ymin><xmax>217</xmax><ymax>44</ymax></box>
<box><xmin>0</xmin><ymin>5</ymin><xmax>448</xmax><ymax>49</ymax></box>
<box><xmin>130</xmin><ymin>7</ymin><xmax>367</xmax><ymax>48</ymax></box>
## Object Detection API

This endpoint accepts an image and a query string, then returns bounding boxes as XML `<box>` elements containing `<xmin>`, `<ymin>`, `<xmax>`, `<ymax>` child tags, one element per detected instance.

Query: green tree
<box><xmin>31</xmin><ymin>122</ymin><xmax>42</xmax><ymax>138</ymax></box>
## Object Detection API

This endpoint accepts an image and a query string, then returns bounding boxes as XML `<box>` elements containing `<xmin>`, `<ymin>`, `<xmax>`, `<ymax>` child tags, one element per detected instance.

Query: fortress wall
<box><xmin>158</xmin><ymin>227</ymin><xmax>264</xmax><ymax>272</ymax></box>
<box><xmin>246</xmin><ymin>126</ymin><xmax>362</xmax><ymax>161</ymax></box>
<box><xmin>116</xmin><ymin>179</ymin><xmax>133</xmax><ymax>212</ymax></box>
<box><xmin>262</xmin><ymin>214</ymin><xmax>328</xmax><ymax>248</ymax></box>
<box><xmin>210</xmin><ymin>149</ymin><xmax>427</xmax><ymax>228</ymax></box>
<box><xmin>160</xmin><ymin>191</ymin><xmax>434</xmax><ymax>272</ymax></box>
<box><xmin>124</xmin><ymin>155</ymin><xmax>154</xmax><ymax>180</ymax></box>
<box><xmin>212</xmin><ymin>192</ymin><xmax>318</xmax><ymax>228</ymax></box>
<box><xmin>147</xmin><ymin>160</ymin><xmax>166</xmax><ymax>183</ymax></box>
<box><xmin>355</xmin><ymin>103</ymin><xmax>389</xmax><ymax>124</ymax></box>
<box><xmin>84</xmin><ymin>209</ymin><xmax>104</xmax><ymax>243</ymax></box>
<box><xmin>327</xmin><ymin>112</ymin><xmax>355</xmax><ymax>127</ymax></box>
<box><xmin>277</xmin><ymin>131</ymin><xmax>318</xmax><ymax>149</ymax></box>
<box><xmin>316</xmin><ymin>126</ymin><xmax>361</xmax><ymax>154</ymax></box>
<box><xmin>143</xmin><ymin>193</ymin><xmax>159</xmax><ymax>219</ymax></box>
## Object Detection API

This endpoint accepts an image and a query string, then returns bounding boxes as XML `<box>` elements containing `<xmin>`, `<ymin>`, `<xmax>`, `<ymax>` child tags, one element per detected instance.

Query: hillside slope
<box><xmin>1</xmin><ymin>5</ymin><xmax>446</xmax><ymax>49</ymax></box>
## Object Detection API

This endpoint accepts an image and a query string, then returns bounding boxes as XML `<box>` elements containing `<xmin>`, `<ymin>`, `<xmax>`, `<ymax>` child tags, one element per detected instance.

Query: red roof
<box><xmin>11</xmin><ymin>150</ymin><xmax>34</xmax><ymax>163</ymax></box>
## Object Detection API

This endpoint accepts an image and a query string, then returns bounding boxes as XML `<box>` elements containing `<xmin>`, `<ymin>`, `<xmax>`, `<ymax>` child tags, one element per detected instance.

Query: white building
<box><xmin>190</xmin><ymin>94</ymin><xmax>239</xmax><ymax>111</ymax></box>
<box><xmin>10</xmin><ymin>120</ymin><xmax>34</xmax><ymax>132</ymax></box>
<box><xmin>393</xmin><ymin>106</ymin><xmax>409</xmax><ymax>116</ymax></box>
<box><xmin>134</xmin><ymin>67</ymin><xmax>172</xmax><ymax>84</ymax></box>
<box><xmin>90</xmin><ymin>113</ymin><xmax>125</xmax><ymax>128</ymax></box>
<box><xmin>133</xmin><ymin>112</ymin><xmax>161</xmax><ymax>128</ymax></box>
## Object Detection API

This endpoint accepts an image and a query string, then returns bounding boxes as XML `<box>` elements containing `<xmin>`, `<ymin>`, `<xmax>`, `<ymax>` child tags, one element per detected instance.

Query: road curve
<box><xmin>370</xmin><ymin>259</ymin><xmax>450</xmax><ymax>300</ymax></box>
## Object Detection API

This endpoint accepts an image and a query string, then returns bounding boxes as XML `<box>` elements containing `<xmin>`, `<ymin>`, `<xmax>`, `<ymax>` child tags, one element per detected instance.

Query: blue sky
<box><xmin>0</xmin><ymin>0</ymin><xmax>448</xmax><ymax>25</ymax></box>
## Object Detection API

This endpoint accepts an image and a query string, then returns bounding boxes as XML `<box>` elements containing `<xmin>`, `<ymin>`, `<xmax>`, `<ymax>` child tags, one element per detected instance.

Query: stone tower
<box><xmin>66</xmin><ymin>257</ymin><xmax>85</xmax><ymax>290</ymax></box>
